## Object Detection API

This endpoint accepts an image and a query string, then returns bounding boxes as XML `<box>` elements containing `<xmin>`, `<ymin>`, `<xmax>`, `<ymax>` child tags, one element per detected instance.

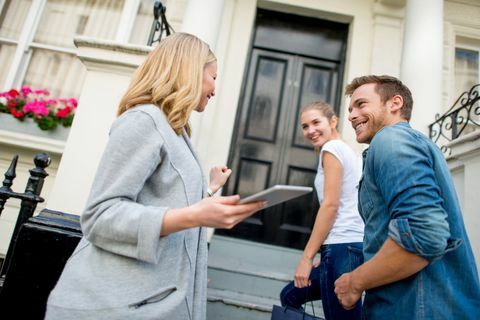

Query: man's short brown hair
<box><xmin>344</xmin><ymin>75</ymin><xmax>413</xmax><ymax>121</ymax></box>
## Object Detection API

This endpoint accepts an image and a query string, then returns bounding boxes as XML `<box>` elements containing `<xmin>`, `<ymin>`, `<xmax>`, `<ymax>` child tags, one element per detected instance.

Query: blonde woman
<box><xmin>280</xmin><ymin>101</ymin><xmax>364</xmax><ymax>320</ymax></box>
<box><xmin>45</xmin><ymin>33</ymin><xmax>264</xmax><ymax>320</ymax></box>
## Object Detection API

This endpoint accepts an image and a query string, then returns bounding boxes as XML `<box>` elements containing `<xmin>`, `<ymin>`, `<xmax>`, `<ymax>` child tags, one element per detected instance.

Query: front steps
<box><xmin>207</xmin><ymin>235</ymin><xmax>324</xmax><ymax>319</ymax></box>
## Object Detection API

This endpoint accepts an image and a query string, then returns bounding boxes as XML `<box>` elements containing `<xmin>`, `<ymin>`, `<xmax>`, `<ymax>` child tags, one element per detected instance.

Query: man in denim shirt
<box><xmin>334</xmin><ymin>75</ymin><xmax>480</xmax><ymax>319</ymax></box>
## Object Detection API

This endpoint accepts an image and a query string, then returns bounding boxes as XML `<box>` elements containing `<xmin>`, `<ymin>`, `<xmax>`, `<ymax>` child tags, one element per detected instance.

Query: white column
<box><xmin>181</xmin><ymin>0</ymin><xmax>225</xmax><ymax>242</ymax></box>
<box><xmin>370</xmin><ymin>2</ymin><xmax>404</xmax><ymax>77</ymax></box>
<box><xmin>180</xmin><ymin>0</ymin><xmax>225</xmax><ymax>148</ymax></box>
<box><xmin>180</xmin><ymin>0</ymin><xmax>225</xmax><ymax>51</ymax></box>
<box><xmin>115</xmin><ymin>0</ymin><xmax>141</xmax><ymax>43</ymax></box>
<box><xmin>400</xmin><ymin>0</ymin><xmax>443</xmax><ymax>133</ymax></box>
<box><xmin>46</xmin><ymin>37</ymin><xmax>150</xmax><ymax>215</ymax></box>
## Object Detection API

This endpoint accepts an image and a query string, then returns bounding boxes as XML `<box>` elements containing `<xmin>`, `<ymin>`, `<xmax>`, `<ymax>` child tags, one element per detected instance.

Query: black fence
<box><xmin>0</xmin><ymin>153</ymin><xmax>50</xmax><ymax>283</ymax></box>
<box><xmin>429</xmin><ymin>83</ymin><xmax>480</xmax><ymax>155</ymax></box>
<box><xmin>0</xmin><ymin>154</ymin><xmax>82</xmax><ymax>319</ymax></box>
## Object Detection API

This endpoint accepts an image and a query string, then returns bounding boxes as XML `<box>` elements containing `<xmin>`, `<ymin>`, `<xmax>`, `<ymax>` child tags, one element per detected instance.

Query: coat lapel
<box><xmin>182</xmin><ymin>129</ymin><xmax>207</xmax><ymax>194</ymax></box>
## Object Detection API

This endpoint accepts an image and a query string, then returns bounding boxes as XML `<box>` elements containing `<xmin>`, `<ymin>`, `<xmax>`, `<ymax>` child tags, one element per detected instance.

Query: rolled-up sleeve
<box><xmin>371</xmin><ymin>128</ymin><xmax>458</xmax><ymax>261</ymax></box>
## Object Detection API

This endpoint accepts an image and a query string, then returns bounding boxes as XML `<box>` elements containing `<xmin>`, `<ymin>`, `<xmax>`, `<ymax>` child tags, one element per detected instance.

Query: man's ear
<box><xmin>389</xmin><ymin>95</ymin><xmax>404</xmax><ymax>113</ymax></box>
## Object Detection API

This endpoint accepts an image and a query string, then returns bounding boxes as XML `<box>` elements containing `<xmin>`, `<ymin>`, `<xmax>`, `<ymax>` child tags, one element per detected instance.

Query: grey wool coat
<box><xmin>45</xmin><ymin>104</ymin><xmax>208</xmax><ymax>320</ymax></box>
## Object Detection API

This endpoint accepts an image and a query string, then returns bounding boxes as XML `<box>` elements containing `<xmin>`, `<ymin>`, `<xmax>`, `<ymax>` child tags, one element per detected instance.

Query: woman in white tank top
<box><xmin>280</xmin><ymin>101</ymin><xmax>364</xmax><ymax>320</ymax></box>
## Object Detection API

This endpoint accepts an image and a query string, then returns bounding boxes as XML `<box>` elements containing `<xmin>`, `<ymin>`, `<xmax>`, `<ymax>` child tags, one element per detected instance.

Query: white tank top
<box><xmin>315</xmin><ymin>139</ymin><xmax>364</xmax><ymax>244</ymax></box>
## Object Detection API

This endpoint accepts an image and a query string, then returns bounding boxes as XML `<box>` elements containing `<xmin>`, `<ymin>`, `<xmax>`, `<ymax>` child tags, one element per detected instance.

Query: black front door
<box><xmin>218</xmin><ymin>9</ymin><xmax>348</xmax><ymax>249</ymax></box>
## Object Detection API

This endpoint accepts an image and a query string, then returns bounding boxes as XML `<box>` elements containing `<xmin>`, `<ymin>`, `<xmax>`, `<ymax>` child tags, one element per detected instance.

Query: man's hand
<box><xmin>334</xmin><ymin>272</ymin><xmax>363</xmax><ymax>310</ymax></box>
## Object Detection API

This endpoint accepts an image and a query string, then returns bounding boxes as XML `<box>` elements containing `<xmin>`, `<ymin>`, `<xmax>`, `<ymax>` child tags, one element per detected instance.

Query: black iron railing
<box><xmin>0</xmin><ymin>154</ymin><xmax>83</xmax><ymax>318</ymax></box>
<box><xmin>147</xmin><ymin>1</ymin><xmax>174</xmax><ymax>46</ymax></box>
<box><xmin>0</xmin><ymin>153</ymin><xmax>50</xmax><ymax>288</ymax></box>
<box><xmin>429</xmin><ymin>83</ymin><xmax>480</xmax><ymax>155</ymax></box>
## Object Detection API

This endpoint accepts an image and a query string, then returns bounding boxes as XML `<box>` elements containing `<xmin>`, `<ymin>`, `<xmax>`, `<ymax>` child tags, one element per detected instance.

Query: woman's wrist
<box><xmin>207</xmin><ymin>185</ymin><xmax>220</xmax><ymax>196</ymax></box>
<box><xmin>161</xmin><ymin>206</ymin><xmax>199</xmax><ymax>235</ymax></box>
<box><xmin>301</xmin><ymin>254</ymin><xmax>314</xmax><ymax>263</ymax></box>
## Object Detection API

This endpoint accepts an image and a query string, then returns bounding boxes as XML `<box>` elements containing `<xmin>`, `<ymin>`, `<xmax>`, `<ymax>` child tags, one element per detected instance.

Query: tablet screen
<box><xmin>239</xmin><ymin>185</ymin><xmax>313</xmax><ymax>208</ymax></box>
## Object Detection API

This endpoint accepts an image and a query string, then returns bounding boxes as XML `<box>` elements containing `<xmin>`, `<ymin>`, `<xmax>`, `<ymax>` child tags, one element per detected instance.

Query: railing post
<box><xmin>0</xmin><ymin>153</ymin><xmax>51</xmax><ymax>283</ymax></box>
<box><xmin>0</xmin><ymin>156</ymin><xmax>18</xmax><ymax>217</ymax></box>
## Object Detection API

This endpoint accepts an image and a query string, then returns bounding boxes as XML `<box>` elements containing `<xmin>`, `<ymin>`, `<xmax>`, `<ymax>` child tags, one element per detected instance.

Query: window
<box><xmin>0</xmin><ymin>0</ymin><xmax>33</xmax><ymax>88</ymax></box>
<box><xmin>454</xmin><ymin>37</ymin><xmax>480</xmax><ymax>137</ymax></box>
<box><xmin>130</xmin><ymin>0</ymin><xmax>155</xmax><ymax>45</ymax></box>
<box><xmin>455</xmin><ymin>37</ymin><xmax>480</xmax><ymax>97</ymax></box>
<box><xmin>0</xmin><ymin>0</ymin><xmax>158</xmax><ymax>138</ymax></box>
<box><xmin>0</xmin><ymin>0</ymin><xmax>127</xmax><ymax>98</ymax></box>
<box><xmin>129</xmin><ymin>0</ymin><xmax>178</xmax><ymax>45</ymax></box>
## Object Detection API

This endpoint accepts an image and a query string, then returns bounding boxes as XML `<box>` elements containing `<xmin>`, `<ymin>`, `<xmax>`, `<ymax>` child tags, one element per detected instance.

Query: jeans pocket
<box><xmin>347</xmin><ymin>245</ymin><xmax>364</xmax><ymax>271</ymax></box>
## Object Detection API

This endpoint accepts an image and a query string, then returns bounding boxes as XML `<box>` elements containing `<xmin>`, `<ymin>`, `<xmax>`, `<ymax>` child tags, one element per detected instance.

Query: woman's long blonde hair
<box><xmin>117</xmin><ymin>32</ymin><xmax>216</xmax><ymax>135</ymax></box>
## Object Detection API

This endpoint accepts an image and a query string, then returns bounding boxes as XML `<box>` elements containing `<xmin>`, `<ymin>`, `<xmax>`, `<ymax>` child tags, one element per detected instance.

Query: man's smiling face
<box><xmin>348</xmin><ymin>83</ymin><xmax>392</xmax><ymax>144</ymax></box>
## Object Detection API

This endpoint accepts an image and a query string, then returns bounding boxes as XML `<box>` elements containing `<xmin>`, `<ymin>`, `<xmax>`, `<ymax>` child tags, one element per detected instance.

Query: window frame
<box><xmin>1</xmin><ymin>0</ymin><xmax>144</xmax><ymax>91</ymax></box>
<box><xmin>454</xmin><ymin>39</ymin><xmax>480</xmax><ymax>87</ymax></box>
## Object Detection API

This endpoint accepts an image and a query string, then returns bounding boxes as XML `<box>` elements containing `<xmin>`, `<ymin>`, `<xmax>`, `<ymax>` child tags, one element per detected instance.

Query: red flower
<box><xmin>56</xmin><ymin>106</ymin><xmax>72</xmax><ymax>118</ymax></box>
<box><xmin>7</xmin><ymin>100</ymin><xmax>17</xmax><ymax>109</ymax></box>
<box><xmin>10</xmin><ymin>109</ymin><xmax>25</xmax><ymax>118</ymax></box>
<box><xmin>7</xmin><ymin>89</ymin><xmax>19</xmax><ymax>98</ymax></box>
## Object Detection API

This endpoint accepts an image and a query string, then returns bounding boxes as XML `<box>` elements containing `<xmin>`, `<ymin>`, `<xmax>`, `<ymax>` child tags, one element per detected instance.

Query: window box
<box><xmin>0</xmin><ymin>113</ymin><xmax>69</xmax><ymax>141</ymax></box>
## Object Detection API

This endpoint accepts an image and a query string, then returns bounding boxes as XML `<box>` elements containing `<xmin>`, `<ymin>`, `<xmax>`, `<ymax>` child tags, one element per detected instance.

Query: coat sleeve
<box><xmin>80</xmin><ymin>109</ymin><xmax>169</xmax><ymax>264</ymax></box>
<box><xmin>370</xmin><ymin>127</ymin><xmax>455</xmax><ymax>262</ymax></box>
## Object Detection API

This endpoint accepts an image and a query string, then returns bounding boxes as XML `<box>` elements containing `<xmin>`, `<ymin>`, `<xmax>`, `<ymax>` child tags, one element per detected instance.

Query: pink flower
<box><xmin>23</xmin><ymin>100</ymin><xmax>49</xmax><ymax>117</ymax></box>
<box><xmin>68</xmin><ymin>98</ymin><xmax>78</xmax><ymax>108</ymax></box>
<box><xmin>20</xmin><ymin>87</ymin><xmax>32</xmax><ymax>96</ymax></box>
<box><xmin>33</xmin><ymin>89</ymin><xmax>49</xmax><ymax>95</ymax></box>
<box><xmin>45</xmin><ymin>99</ymin><xmax>58</xmax><ymax>106</ymax></box>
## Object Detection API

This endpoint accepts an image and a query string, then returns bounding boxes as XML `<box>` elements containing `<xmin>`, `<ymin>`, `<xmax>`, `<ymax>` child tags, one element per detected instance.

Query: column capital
<box><xmin>375</xmin><ymin>0</ymin><xmax>406</xmax><ymax>7</ymax></box>
<box><xmin>74</xmin><ymin>36</ymin><xmax>150</xmax><ymax>74</ymax></box>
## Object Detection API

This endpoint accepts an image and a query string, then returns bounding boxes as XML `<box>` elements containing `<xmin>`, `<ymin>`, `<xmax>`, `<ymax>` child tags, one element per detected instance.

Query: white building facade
<box><xmin>1</xmin><ymin>0</ymin><xmax>479</xmax><ymax>271</ymax></box>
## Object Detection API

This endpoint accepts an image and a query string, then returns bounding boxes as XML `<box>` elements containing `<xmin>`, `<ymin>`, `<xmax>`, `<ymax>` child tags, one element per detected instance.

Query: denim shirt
<box><xmin>359</xmin><ymin>122</ymin><xmax>480</xmax><ymax>319</ymax></box>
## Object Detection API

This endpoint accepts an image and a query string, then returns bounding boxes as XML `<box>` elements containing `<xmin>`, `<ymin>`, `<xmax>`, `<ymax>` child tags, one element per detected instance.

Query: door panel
<box><xmin>245</xmin><ymin>56</ymin><xmax>287</xmax><ymax>142</ymax></box>
<box><xmin>292</xmin><ymin>59</ymin><xmax>340</xmax><ymax>148</ymax></box>
<box><xmin>224</xmin><ymin>49</ymin><xmax>296</xmax><ymax>241</ymax></box>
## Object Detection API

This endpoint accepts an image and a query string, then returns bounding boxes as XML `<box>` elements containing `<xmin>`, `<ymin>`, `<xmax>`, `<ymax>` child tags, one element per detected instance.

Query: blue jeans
<box><xmin>280</xmin><ymin>242</ymin><xmax>363</xmax><ymax>320</ymax></box>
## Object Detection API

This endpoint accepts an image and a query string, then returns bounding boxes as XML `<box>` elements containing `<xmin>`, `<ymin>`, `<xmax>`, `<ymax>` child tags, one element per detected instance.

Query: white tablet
<box><xmin>239</xmin><ymin>185</ymin><xmax>313</xmax><ymax>209</ymax></box>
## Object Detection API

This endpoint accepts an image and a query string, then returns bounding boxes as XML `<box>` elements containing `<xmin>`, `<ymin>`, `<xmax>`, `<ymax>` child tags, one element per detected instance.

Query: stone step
<box><xmin>207</xmin><ymin>288</ymin><xmax>324</xmax><ymax>320</ymax></box>
<box><xmin>208</xmin><ymin>235</ymin><xmax>321</xmax><ymax>298</ymax></box>
<box><xmin>208</xmin><ymin>235</ymin><xmax>296</xmax><ymax>299</ymax></box>
<box><xmin>207</xmin><ymin>235</ymin><xmax>324</xmax><ymax>319</ymax></box>
<box><xmin>208</xmin><ymin>263</ymin><xmax>288</xmax><ymax>300</ymax></box>
<box><xmin>208</xmin><ymin>235</ymin><xmax>309</xmax><ymax>274</ymax></box>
